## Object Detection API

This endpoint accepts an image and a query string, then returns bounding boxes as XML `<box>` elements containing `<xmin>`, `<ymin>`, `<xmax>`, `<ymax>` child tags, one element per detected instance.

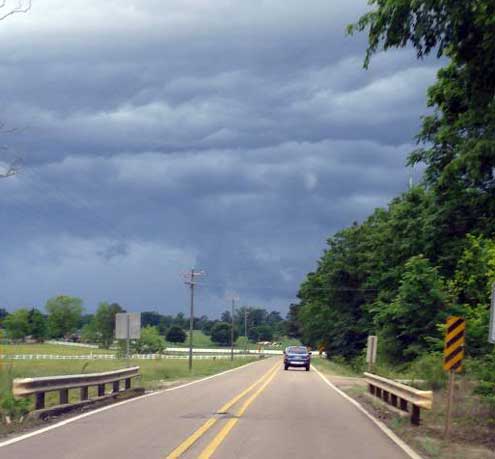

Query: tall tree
<box><xmin>93</xmin><ymin>302</ymin><xmax>123</xmax><ymax>348</ymax></box>
<box><xmin>45</xmin><ymin>295</ymin><xmax>83</xmax><ymax>338</ymax></box>
<box><xmin>27</xmin><ymin>308</ymin><xmax>47</xmax><ymax>341</ymax></box>
<box><xmin>3</xmin><ymin>308</ymin><xmax>30</xmax><ymax>340</ymax></box>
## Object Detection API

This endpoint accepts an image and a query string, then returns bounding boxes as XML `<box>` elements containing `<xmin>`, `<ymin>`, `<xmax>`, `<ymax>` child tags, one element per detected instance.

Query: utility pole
<box><xmin>231</xmin><ymin>298</ymin><xmax>235</xmax><ymax>361</ymax></box>
<box><xmin>183</xmin><ymin>268</ymin><xmax>205</xmax><ymax>371</ymax></box>
<box><xmin>226</xmin><ymin>294</ymin><xmax>239</xmax><ymax>361</ymax></box>
<box><xmin>244</xmin><ymin>308</ymin><xmax>248</xmax><ymax>352</ymax></box>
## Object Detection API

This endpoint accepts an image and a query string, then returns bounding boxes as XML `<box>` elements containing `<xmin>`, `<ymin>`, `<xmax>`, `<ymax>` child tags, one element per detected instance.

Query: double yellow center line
<box><xmin>166</xmin><ymin>362</ymin><xmax>279</xmax><ymax>459</ymax></box>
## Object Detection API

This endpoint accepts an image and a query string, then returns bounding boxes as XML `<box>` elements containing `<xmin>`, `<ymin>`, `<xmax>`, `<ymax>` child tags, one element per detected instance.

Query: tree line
<box><xmin>291</xmin><ymin>0</ymin><xmax>495</xmax><ymax>401</ymax></box>
<box><xmin>0</xmin><ymin>297</ymin><xmax>289</xmax><ymax>350</ymax></box>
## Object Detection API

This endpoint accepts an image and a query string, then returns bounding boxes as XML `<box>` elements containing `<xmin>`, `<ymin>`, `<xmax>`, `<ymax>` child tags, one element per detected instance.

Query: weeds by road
<box><xmin>313</xmin><ymin>358</ymin><xmax>495</xmax><ymax>459</ymax></box>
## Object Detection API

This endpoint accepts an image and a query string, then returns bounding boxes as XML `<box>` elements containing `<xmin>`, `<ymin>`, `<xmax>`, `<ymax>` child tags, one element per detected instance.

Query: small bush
<box><xmin>467</xmin><ymin>352</ymin><xmax>495</xmax><ymax>410</ymax></box>
<box><xmin>408</xmin><ymin>352</ymin><xmax>447</xmax><ymax>390</ymax></box>
<box><xmin>0</xmin><ymin>393</ymin><xmax>30</xmax><ymax>422</ymax></box>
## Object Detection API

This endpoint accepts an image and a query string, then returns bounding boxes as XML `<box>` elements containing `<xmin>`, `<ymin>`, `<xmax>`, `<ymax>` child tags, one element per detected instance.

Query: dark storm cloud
<box><xmin>0</xmin><ymin>0</ymin><xmax>436</xmax><ymax>315</ymax></box>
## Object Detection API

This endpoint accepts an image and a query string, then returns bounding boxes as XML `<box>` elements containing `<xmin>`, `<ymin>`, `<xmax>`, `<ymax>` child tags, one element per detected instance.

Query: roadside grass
<box><xmin>314</xmin><ymin>357</ymin><xmax>495</xmax><ymax>459</ymax></box>
<box><xmin>311</xmin><ymin>356</ymin><xmax>360</xmax><ymax>377</ymax></box>
<box><xmin>0</xmin><ymin>356</ymin><xmax>259</xmax><ymax>436</ymax></box>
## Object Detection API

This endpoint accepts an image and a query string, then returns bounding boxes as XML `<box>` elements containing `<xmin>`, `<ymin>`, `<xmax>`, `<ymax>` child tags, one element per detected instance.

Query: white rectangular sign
<box><xmin>115</xmin><ymin>313</ymin><xmax>141</xmax><ymax>339</ymax></box>
<box><xmin>489</xmin><ymin>284</ymin><xmax>495</xmax><ymax>344</ymax></box>
<box><xmin>366</xmin><ymin>335</ymin><xmax>377</xmax><ymax>364</ymax></box>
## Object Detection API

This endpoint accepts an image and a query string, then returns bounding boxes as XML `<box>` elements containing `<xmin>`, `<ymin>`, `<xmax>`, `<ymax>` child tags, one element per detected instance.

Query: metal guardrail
<box><xmin>364</xmin><ymin>372</ymin><xmax>433</xmax><ymax>425</ymax></box>
<box><xmin>13</xmin><ymin>367</ymin><xmax>140</xmax><ymax>410</ymax></box>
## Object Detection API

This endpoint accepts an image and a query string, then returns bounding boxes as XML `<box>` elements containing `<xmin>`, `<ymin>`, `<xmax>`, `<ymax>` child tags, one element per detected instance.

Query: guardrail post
<box><xmin>35</xmin><ymin>392</ymin><xmax>45</xmax><ymax>410</ymax></box>
<box><xmin>80</xmin><ymin>387</ymin><xmax>89</xmax><ymax>401</ymax></box>
<box><xmin>98</xmin><ymin>384</ymin><xmax>105</xmax><ymax>397</ymax></box>
<box><xmin>125</xmin><ymin>378</ymin><xmax>131</xmax><ymax>390</ymax></box>
<box><xmin>368</xmin><ymin>384</ymin><xmax>375</xmax><ymax>395</ymax></box>
<box><xmin>411</xmin><ymin>405</ymin><xmax>420</xmax><ymax>425</ymax></box>
<box><xmin>60</xmin><ymin>389</ymin><xmax>69</xmax><ymax>405</ymax></box>
<box><xmin>112</xmin><ymin>381</ymin><xmax>120</xmax><ymax>393</ymax></box>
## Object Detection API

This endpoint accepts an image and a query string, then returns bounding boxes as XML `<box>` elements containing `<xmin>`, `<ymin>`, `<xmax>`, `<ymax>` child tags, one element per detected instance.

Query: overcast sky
<box><xmin>0</xmin><ymin>0</ymin><xmax>437</xmax><ymax>317</ymax></box>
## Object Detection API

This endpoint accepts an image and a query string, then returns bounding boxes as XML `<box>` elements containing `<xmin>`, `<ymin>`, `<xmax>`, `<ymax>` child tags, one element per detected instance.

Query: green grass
<box><xmin>0</xmin><ymin>343</ymin><xmax>114</xmax><ymax>355</ymax></box>
<box><xmin>163</xmin><ymin>330</ymin><xmax>215</xmax><ymax>348</ymax></box>
<box><xmin>311</xmin><ymin>357</ymin><xmax>360</xmax><ymax>377</ymax></box>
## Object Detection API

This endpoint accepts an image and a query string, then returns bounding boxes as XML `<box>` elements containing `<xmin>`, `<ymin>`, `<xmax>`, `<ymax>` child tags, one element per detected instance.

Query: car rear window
<box><xmin>287</xmin><ymin>347</ymin><xmax>307</xmax><ymax>354</ymax></box>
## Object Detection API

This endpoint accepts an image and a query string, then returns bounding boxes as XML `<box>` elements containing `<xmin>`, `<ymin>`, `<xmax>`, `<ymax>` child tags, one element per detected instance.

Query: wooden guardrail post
<box><xmin>35</xmin><ymin>393</ymin><xmax>45</xmax><ymax>410</ymax></box>
<box><xmin>60</xmin><ymin>389</ymin><xmax>69</xmax><ymax>405</ymax></box>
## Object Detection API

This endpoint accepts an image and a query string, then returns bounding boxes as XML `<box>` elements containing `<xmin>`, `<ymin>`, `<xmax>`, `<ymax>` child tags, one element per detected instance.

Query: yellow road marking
<box><xmin>166</xmin><ymin>362</ymin><xmax>279</xmax><ymax>459</ymax></box>
<box><xmin>197</xmin><ymin>366</ymin><xmax>279</xmax><ymax>459</ymax></box>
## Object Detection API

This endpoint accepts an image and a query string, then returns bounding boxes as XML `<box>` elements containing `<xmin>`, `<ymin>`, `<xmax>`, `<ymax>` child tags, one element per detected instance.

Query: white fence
<box><xmin>0</xmin><ymin>353</ymin><xmax>257</xmax><ymax>361</ymax></box>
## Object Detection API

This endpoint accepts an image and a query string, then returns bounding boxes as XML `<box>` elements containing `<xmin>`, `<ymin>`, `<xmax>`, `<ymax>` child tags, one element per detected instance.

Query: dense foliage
<box><xmin>166</xmin><ymin>325</ymin><xmax>187</xmax><ymax>343</ymax></box>
<box><xmin>296</xmin><ymin>1</ymin><xmax>495</xmax><ymax>399</ymax></box>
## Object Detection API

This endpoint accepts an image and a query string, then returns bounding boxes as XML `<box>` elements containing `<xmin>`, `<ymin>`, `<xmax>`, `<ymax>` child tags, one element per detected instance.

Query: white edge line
<box><xmin>0</xmin><ymin>358</ymin><xmax>266</xmax><ymax>449</ymax></box>
<box><xmin>312</xmin><ymin>365</ymin><xmax>424</xmax><ymax>459</ymax></box>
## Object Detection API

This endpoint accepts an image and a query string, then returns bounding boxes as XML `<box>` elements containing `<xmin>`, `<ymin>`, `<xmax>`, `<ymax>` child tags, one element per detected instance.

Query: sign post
<box><xmin>115</xmin><ymin>313</ymin><xmax>141</xmax><ymax>363</ymax></box>
<box><xmin>489</xmin><ymin>283</ymin><xmax>495</xmax><ymax>344</ymax></box>
<box><xmin>443</xmin><ymin>316</ymin><xmax>465</xmax><ymax>438</ymax></box>
<box><xmin>366</xmin><ymin>335</ymin><xmax>378</xmax><ymax>372</ymax></box>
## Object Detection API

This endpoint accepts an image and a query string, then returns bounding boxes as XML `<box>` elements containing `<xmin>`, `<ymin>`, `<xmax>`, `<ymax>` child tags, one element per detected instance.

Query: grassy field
<box><xmin>0</xmin><ymin>343</ymin><xmax>114</xmax><ymax>355</ymax></box>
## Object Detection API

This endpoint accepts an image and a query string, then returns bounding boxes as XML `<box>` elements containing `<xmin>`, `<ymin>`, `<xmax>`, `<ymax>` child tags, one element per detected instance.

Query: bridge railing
<box><xmin>364</xmin><ymin>372</ymin><xmax>433</xmax><ymax>425</ymax></box>
<box><xmin>13</xmin><ymin>366</ymin><xmax>140</xmax><ymax>411</ymax></box>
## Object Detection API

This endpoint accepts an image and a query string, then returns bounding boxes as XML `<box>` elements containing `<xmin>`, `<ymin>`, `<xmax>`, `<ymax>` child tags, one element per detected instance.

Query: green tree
<box><xmin>27</xmin><ymin>308</ymin><xmax>47</xmax><ymax>341</ymax></box>
<box><xmin>251</xmin><ymin>325</ymin><xmax>273</xmax><ymax>342</ymax></box>
<box><xmin>448</xmin><ymin>235</ymin><xmax>495</xmax><ymax>356</ymax></box>
<box><xmin>81</xmin><ymin>320</ymin><xmax>98</xmax><ymax>343</ymax></box>
<box><xmin>374</xmin><ymin>256</ymin><xmax>448</xmax><ymax>362</ymax></box>
<box><xmin>93</xmin><ymin>302</ymin><xmax>123</xmax><ymax>348</ymax></box>
<box><xmin>45</xmin><ymin>295</ymin><xmax>83</xmax><ymax>338</ymax></box>
<box><xmin>286</xmin><ymin>303</ymin><xmax>302</xmax><ymax>338</ymax></box>
<box><xmin>350</xmin><ymin>0</ymin><xmax>495</xmax><ymax>269</ymax></box>
<box><xmin>3</xmin><ymin>309</ymin><xmax>30</xmax><ymax>340</ymax></box>
<box><xmin>141</xmin><ymin>311</ymin><xmax>162</xmax><ymax>328</ymax></box>
<box><xmin>166</xmin><ymin>325</ymin><xmax>186</xmax><ymax>343</ymax></box>
<box><xmin>134</xmin><ymin>326</ymin><xmax>165</xmax><ymax>353</ymax></box>
<box><xmin>210</xmin><ymin>322</ymin><xmax>237</xmax><ymax>346</ymax></box>
<box><xmin>0</xmin><ymin>308</ymin><xmax>8</xmax><ymax>327</ymax></box>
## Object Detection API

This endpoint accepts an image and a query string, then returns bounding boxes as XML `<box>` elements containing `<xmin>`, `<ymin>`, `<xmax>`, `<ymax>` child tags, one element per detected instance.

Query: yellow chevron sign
<box><xmin>443</xmin><ymin>316</ymin><xmax>465</xmax><ymax>372</ymax></box>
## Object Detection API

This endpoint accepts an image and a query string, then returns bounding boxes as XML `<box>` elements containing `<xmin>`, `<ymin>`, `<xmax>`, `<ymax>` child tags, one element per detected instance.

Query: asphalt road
<box><xmin>0</xmin><ymin>358</ymin><xmax>411</xmax><ymax>459</ymax></box>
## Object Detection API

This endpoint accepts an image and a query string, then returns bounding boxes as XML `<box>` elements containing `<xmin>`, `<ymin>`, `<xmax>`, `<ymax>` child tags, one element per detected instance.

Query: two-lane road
<box><xmin>0</xmin><ymin>358</ymin><xmax>412</xmax><ymax>459</ymax></box>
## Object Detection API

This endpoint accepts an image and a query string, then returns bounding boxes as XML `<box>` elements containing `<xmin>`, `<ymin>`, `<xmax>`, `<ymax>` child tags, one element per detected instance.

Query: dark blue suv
<box><xmin>283</xmin><ymin>346</ymin><xmax>311</xmax><ymax>371</ymax></box>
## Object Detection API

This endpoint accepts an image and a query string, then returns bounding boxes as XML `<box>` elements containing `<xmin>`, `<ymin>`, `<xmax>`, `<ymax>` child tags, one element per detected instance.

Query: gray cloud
<box><xmin>0</xmin><ymin>0</ymin><xmax>435</xmax><ymax>316</ymax></box>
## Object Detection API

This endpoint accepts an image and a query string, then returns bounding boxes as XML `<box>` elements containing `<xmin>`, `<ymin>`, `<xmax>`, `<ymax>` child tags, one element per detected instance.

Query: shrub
<box><xmin>0</xmin><ymin>393</ymin><xmax>30</xmax><ymax>422</ymax></box>
<box><xmin>166</xmin><ymin>326</ymin><xmax>187</xmax><ymax>343</ymax></box>
<box><xmin>210</xmin><ymin>322</ymin><xmax>237</xmax><ymax>346</ymax></box>
<box><xmin>408</xmin><ymin>352</ymin><xmax>447</xmax><ymax>391</ymax></box>
<box><xmin>134</xmin><ymin>326</ymin><xmax>165</xmax><ymax>353</ymax></box>
<box><xmin>468</xmin><ymin>352</ymin><xmax>495</xmax><ymax>410</ymax></box>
